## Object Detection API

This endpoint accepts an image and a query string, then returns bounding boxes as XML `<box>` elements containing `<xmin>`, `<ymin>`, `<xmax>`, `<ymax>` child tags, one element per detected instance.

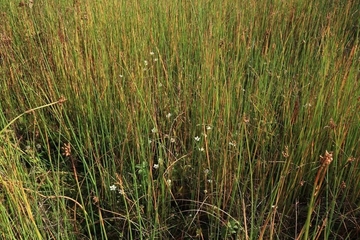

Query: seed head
<box><xmin>320</xmin><ymin>150</ymin><xmax>333</xmax><ymax>166</ymax></box>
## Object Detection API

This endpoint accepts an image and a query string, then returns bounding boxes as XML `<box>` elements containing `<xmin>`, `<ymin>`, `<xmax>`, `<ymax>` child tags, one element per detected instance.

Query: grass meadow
<box><xmin>0</xmin><ymin>0</ymin><xmax>359</xmax><ymax>239</ymax></box>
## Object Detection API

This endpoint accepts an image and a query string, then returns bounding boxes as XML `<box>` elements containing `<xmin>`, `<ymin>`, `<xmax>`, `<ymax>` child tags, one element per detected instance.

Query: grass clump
<box><xmin>0</xmin><ymin>0</ymin><xmax>359</xmax><ymax>239</ymax></box>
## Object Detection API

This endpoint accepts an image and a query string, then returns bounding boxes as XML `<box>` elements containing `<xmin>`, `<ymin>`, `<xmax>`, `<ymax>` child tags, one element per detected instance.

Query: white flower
<box><xmin>110</xmin><ymin>185</ymin><xmax>117</xmax><ymax>191</ymax></box>
<box><xmin>166</xmin><ymin>113</ymin><xmax>172</xmax><ymax>118</ymax></box>
<box><xmin>153</xmin><ymin>164</ymin><xmax>159</xmax><ymax>169</ymax></box>
<box><xmin>144</xmin><ymin>60</ymin><xmax>148</xmax><ymax>66</ymax></box>
<box><xmin>229</xmin><ymin>141</ymin><xmax>236</xmax><ymax>147</ymax></box>
<box><xmin>170</xmin><ymin>138</ymin><xmax>176</xmax><ymax>143</ymax></box>
<box><xmin>207</xmin><ymin>179</ymin><xmax>213</xmax><ymax>183</ymax></box>
<box><xmin>194</xmin><ymin>136</ymin><xmax>200</xmax><ymax>142</ymax></box>
<box><xmin>166</xmin><ymin>179</ymin><xmax>172</xmax><ymax>186</ymax></box>
<box><xmin>119</xmin><ymin>74</ymin><xmax>123</xmax><ymax>78</ymax></box>
<box><xmin>154</xmin><ymin>58</ymin><xmax>158</xmax><ymax>62</ymax></box>
<box><xmin>206</xmin><ymin>125</ymin><xmax>212</xmax><ymax>130</ymax></box>
<box><xmin>118</xmin><ymin>189</ymin><xmax>125</xmax><ymax>195</ymax></box>
<box><xmin>150</xmin><ymin>51</ymin><xmax>155</xmax><ymax>55</ymax></box>
<box><xmin>204</xmin><ymin>169</ymin><xmax>209</xmax><ymax>174</ymax></box>
<box><xmin>198</xmin><ymin>147</ymin><xmax>204</xmax><ymax>152</ymax></box>
<box><xmin>151</xmin><ymin>127</ymin><xmax>157</xmax><ymax>133</ymax></box>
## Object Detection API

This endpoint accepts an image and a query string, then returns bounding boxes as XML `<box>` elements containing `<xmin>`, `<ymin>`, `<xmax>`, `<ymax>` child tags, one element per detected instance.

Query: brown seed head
<box><xmin>320</xmin><ymin>150</ymin><xmax>333</xmax><ymax>166</ymax></box>
<box><xmin>329</xmin><ymin>118</ymin><xmax>336</xmax><ymax>129</ymax></box>
<box><xmin>61</xmin><ymin>142</ymin><xmax>71</xmax><ymax>157</ymax></box>
<box><xmin>243</xmin><ymin>114</ymin><xmax>250</xmax><ymax>123</ymax></box>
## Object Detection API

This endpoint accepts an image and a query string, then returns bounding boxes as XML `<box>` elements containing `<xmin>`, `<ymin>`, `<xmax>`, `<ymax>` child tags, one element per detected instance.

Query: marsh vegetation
<box><xmin>0</xmin><ymin>0</ymin><xmax>359</xmax><ymax>239</ymax></box>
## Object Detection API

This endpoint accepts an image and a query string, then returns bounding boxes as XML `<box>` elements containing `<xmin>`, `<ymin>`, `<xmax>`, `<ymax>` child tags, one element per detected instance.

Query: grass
<box><xmin>0</xmin><ymin>0</ymin><xmax>359</xmax><ymax>239</ymax></box>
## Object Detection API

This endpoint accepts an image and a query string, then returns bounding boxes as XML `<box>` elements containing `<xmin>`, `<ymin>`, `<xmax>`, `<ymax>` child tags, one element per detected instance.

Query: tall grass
<box><xmin>0</xmin><ymin>0</ymin><xmax>359</xmax><ymax>239</ymax></box>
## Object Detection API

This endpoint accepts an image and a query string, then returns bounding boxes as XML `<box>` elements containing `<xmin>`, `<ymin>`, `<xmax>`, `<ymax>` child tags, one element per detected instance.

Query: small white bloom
<box><xmin>204</xmin><ymin>169</ymin><xmax>209</xmax><ymax>174</ymax></box>
<box><xmin>110</xmin><ymin>185</ymin><xmax>117</xmax><ymax>191</ymax></box>
<box><xmin>144</xmin><ymin>60</ymin><xmax>148</xmax><ymax>66</ymax></box>
<box><xmin>194</xmin><ymin>136</ymin><xmax>200</xmax><ymax>142</ymax></box>
<box><xmin>229</xmin><ymin>142</ymin><xmax>236</xmax><ymax>147</ymax></box>
<box><xmin>206</xmin><ymin>125</ymin><xmax>212</xmax><ymax>130</ymax></box>
<box><xmin>118</xmin><ymin>189</ymin><xmax>125</xmax><ymax>195</ymax></box>
<box><xmin>166</xmin><ymin>113</ymin><xmax>172</xmax><ymax>118</ymax></box>
<box><xmin>148</xmin><ymin>139</ymin><xmax>152</xmax><ymax>144</ymax></box>
<box><xmin>207</xmin><ymin>179</ymin><xmax>213</xmax><ymax>183</ymax></box>
<box><xmin>170</xmin><ymin>138</ymin><xmax>176</xmax><ymax>143</ymax></box>
<box><xmin>153</xmin><ymin>164</ymin><xmax>159</xmax><ymax>169</ymax></box>
<box><xmin>154</xmin><ymin>58</ymin><xmax>158</xmax><ymax>62</ymax></box>
<box><xmin>151</xmin><ymin>127</ymin><xmax>157</xmax><ymax>133</ymax></box>
<box><xmin>166</xmin><ymin>179</ymin><xmax>172</xmax><ymax>186</ymax></box>
<box><xmin>119</xmin><ymin>74</ymin><xmax>123</xmax><ymax>78</ymax></box>
<box><xmin>150</xmin><ymin>51</ymin><xmax>155</xmax><ymax>55</ymax></box>
<box><xmin>198</xmin><ymin>147</ymin><xmax>204</xmax><ymax>152</ymax></box>
<box><xmin>204</xmin><ymin>189</ymin><xmax>208</xmax><ymax>194</ymax></box>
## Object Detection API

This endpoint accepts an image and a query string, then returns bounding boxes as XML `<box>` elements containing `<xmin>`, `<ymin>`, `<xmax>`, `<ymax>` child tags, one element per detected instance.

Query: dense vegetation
<box><xmin>0</xmin><ymin>0</ymin><xmax>359</xmax><ymax>239</ymax></box>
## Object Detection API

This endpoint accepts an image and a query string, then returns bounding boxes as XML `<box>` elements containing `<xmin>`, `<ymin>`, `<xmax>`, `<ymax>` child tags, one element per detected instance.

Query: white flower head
<box><xmin>166</xmin><ymin>179</ymin><xmax>172</xmax><ymax>186</ymax></box>
<box><xmin>170</xmin><ymin>137</ymin><xmax>176</xmax><ymax>143</ymax></box>
<box><xmin>153</xmin><ymin>164</ymin><xmax>159</xmax><ymax>169</ymax></box>
<box><xmin>144</xmin><ymin>60</ymin><xmax>148</xmax><ymax>66</ymax></box>
<box><xmin>110</xmin><ymin>184</ymin><xmax>117</xmax><ymax>191</ymax></box>
<box><xmin>151</xmin><ymin>127</ymin><xmax>157</xmax><ymax>133</ymax></box>
<box><xmin>206</xmin><ymin>125</ymin><xmax>212</xmax><ymax>130</ymax></box>
<box><xmin>194</xmin><ymin>136</ymin><xmax>200</xmax><ymax>142</ymax></box>
<box><xmin>166</xmin><ymin>113</ymin><xmax>172</xmax><ymax>118</ymax></box>
<box><xmin>150</xmin><ymin>51</ymin><xmax>155</xmax><ymax>55</ymax></box>
<box><xmin>199</xmin><ymin>147</ymin><xmax>204</xmax><ymax>152</ymax></box>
